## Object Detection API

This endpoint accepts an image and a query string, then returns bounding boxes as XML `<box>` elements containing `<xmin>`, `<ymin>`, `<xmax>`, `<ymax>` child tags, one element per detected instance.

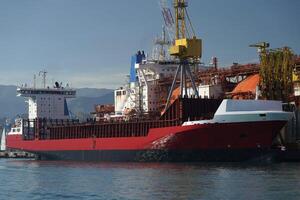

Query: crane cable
<box><xmin>184</xmin><ymin>7</ymin><xmax>196</xmax><ymax>37</ymax></box>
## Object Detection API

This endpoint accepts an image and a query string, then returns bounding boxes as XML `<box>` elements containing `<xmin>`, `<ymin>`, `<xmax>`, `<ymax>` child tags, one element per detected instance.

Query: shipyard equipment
<box><xmin>165</xmin><ymin>0</ymin><xmax>202</xmax><ymax>109</ymax></box>
<box><xmin>250</xmin><ymin>43</ymin><xmax>294</xmax><ymax>101</ymax></box>
<box><xmin>249</xmin><ymin>42</ymin><xmax>270</xmax><ymax>53</ymax></box>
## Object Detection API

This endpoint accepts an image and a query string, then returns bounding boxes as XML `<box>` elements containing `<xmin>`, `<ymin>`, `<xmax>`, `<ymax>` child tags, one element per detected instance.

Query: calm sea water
<box><xmin>0</xmin><ymin>159</ymin><xmax>299</xmax><ymax>200</ymax></box>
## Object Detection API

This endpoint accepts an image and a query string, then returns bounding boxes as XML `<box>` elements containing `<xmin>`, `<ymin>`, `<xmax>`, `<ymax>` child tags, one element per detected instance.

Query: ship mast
<box><xmin>153</xmin><ymin>26</ymin><xmax>171</xmax><ymax>61</ymax></box>
<box><xmin>39</xmin><ymin>70</ymin><xmax>47</xmax><ymax>88</ymax></box>
<box><xmin>33</xmin><ymin>74</ymin><xmax>37</xmax><ymax>89</ymax></box>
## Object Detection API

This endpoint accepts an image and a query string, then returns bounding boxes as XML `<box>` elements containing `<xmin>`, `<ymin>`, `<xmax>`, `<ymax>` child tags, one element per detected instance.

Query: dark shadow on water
<box><xmin>7</xmin><ymin>158</ymin><xmax>299</xmax><ymax>172</ymax></box>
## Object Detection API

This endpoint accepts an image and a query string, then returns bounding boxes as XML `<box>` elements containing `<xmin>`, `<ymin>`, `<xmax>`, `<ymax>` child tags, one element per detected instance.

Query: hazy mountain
<box><xmin>0</xmin><ymin>85</ymin><xmax>26</xmax><ymax>118</ymax></box>
<box><xmin>0</xmin><ymin>85</ymin><xmax>114</xmax><ymax>119</ymax></box>
<box><xmin>76</xmin><ymin>88</ymin><xmax>113</xmax><ymax>98</ymax></box>
<box><xmin>68</xmin><ymin>92</ymin><xmax>114</xmax><ymax>115</ymax></box>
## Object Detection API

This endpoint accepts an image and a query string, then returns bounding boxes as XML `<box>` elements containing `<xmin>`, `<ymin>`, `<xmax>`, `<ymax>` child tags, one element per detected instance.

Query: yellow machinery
<box><xmin>170</xmin><ymin>37</ymin><xmax>202</xmax><ymax>58</ymax></box>
<box><xmin>165</xmin><ymin>0</ymin><xmax>201</xmax><ymax>109</ymax></box>
<box><xmin>293</xmin><ymin>59</ymin><xmax>300</xmax><ymax>82</ymax></box>
<box><xmin>293</xmin><ymin>72</ymin><xmax>299</xmax><ymax>82</ymax></box>
<box><xmin>293</xmin><ymin>60</ymin><xmax>300</xmax><ymax>97</ymax></box>
<box><xmin>169</xmin><ymin>0</ymin><xmax>202</xmax><ymax>59</ymax></box>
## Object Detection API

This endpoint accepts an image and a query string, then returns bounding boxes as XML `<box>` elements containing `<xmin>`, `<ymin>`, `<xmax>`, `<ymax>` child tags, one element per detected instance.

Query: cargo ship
<box><xmin>5</xmin><ymin>53</ymin><xmax>292</xmax><ymax>161</ymax></box>
<box><xmin>5</xmin><ymin>0</ymin><xmax>293</xmax><ymax>161</ymax></box>
<box><xmin>6</xmin><ymin>82</ymin><xmax>291</xmax><ymax>161</ymax></box>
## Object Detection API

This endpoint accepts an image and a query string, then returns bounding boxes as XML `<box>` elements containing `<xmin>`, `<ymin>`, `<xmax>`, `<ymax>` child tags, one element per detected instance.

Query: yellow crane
<box><xmin>165</xmin><ymin>0</ymin><xmax>202</xmax><ymax>109</ymax></box>
<box><xmin>169</xmin><ymin>0</ymin><xmax>202</xmax><ymax>59</ymax></box>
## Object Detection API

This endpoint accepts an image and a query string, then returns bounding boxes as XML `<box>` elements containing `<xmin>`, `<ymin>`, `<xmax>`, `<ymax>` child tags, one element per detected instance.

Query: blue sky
<box><xmin>0</xmin><ymin>0</ymin><xmax>299</xmax><ymax>88</ymax></box>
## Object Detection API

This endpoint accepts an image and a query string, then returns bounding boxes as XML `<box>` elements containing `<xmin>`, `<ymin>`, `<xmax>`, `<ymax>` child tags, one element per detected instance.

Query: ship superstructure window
<box><xmin>116</xmin><ymin>91</ymin><xmax>122</xmax><ymax>96</ymax></box>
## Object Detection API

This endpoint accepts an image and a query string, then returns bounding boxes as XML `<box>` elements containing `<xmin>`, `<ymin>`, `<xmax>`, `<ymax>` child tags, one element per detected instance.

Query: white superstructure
<box><xmin>17</xmin><ymin>85</ymin><xmax>76</xmax><ymax>120</ymax></box>
<box><xmin>114</xmin><ymin>50</ymin><xmax>179</xmax><ymax>115</ymax></box>
<box><xmin>185</xmin><ymin>84</ymin><xmax>223</xmax><ymax>99</ymax></box>
<box><xmin>135</xmin><ymin>59</ymin><xmax>178</xmax><ymax>113</ymax></box>
<box><xmin>183</xmin><ymin>99</ymin><xmax>292</xmax><ymax>126</ymax></box>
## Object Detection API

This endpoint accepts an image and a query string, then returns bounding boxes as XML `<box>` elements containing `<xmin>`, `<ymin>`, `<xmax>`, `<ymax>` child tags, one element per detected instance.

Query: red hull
<box><xmin>7</xmin><ymin>121</ymin><xmax>285</xmax><ymax>153</ymax></box>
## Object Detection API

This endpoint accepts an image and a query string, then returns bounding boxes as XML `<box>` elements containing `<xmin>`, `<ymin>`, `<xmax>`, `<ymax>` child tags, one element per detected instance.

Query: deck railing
<box><xmin>22</xmin><ymin>118</ymin><xmax>181</xmax><ymax>140</ymax></box>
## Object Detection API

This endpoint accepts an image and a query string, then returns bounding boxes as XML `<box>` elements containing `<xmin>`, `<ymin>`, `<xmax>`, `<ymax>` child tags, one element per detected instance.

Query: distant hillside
<box><xmin>76</xmin><ymin>88</ymin><xmax>113</xmax><ymax>98</ymax></box>
<box><xmin>0</xmin><ymin>85</ymin><xmax>114</xmax><ymax>119</ymax></box>
<box><xmin>0</xmin><ymin>85</ymin><xmax>26</xmax><ymax>118</ymax></box>
<box><xmin>68</xmin><ymin>92</ymin><xmax>114</xmax><ymax>115</ymax></box>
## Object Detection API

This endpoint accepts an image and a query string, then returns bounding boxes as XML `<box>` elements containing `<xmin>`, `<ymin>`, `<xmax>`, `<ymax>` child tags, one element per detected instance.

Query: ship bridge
<box><xmin>17</xmin><ymin>87</ymin><xmax>76</xmax><ymax>97</ymax></box>
<box><xmin>17</xmin><ymin>86</ymin><xmax>76</xmax><ymax>120</ymax></box>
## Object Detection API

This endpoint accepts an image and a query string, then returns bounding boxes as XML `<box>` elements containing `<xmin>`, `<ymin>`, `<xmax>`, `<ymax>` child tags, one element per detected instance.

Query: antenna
<box><xmin>33</xmin><ymin>74</ymin><xmax>36</xmax><ymax>89</ymax></box>
<box><xmin>153</xmin><ymin>26</ymin><xmax>171</xmax><ymax>60</ymax></box>
<box><xmin>39</xmin><ymin>70</ymin><xmax>47</xmax><ymax>88</ymax></box>
<box><xmin>159</xmin><ymin>0</ymin><xmax>175</xmax><ymax>43</ymax></box>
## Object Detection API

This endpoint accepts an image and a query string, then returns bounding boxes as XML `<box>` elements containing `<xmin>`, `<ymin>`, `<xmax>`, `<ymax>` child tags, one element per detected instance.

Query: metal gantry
<box><xmin>165</xmin><ymin>0</ymin><xmax>202</xmax><ymax>110</ymax></box>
